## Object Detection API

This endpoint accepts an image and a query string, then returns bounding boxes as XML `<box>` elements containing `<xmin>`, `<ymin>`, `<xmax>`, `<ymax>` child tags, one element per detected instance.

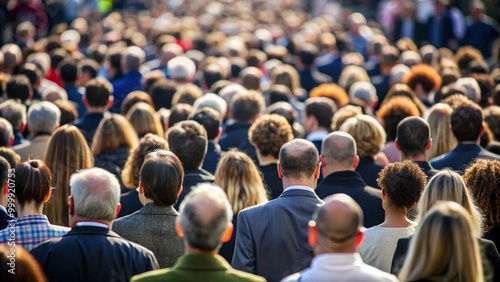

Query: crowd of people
<box><xmin>0</xmin><ymin>0</ymin><xmax>500</xmax><ymax>281</ymax></box>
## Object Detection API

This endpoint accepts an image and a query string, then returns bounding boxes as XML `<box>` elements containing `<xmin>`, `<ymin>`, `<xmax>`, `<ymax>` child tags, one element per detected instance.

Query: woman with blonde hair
<box><xmin>339</xmin><ymin>114</ymin><xmax>387</xmax><ymax>188</ymax></box>
<box><xmin>269</xmin><ymin>64</ymin><xmax>306</xmax><ymax>100</ymax></box>
<box><xmin>214</xmin><ymin>149</ymin><xmax>268</xmax><ymax>262</ymax></box>
<box><xmin>45</xmin><ymin>125</ymin><xmax>94</xmax><ymax>226</ymax></box>
<box><xmin>91</xmin><ymin>114</ymin><xmax>139</xmax><ymax>190</ymax></box>
<box><xmin>126</xmin><ymin>102</ymin><xmax>164</xmax><ymax>138</ymax></box>
<box><xmin>398</xmin><ymin>201</ymin><xmax>484</xmax><ymax>282</ymax></box>
<box><xmin>426</xmin><ymin>103</ymin><xmax>457</xmax><ymax>160</ymax></box>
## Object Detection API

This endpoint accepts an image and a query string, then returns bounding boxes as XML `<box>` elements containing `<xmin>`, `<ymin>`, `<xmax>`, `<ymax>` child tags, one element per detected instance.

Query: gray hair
<box><xmin>168</xmin><ymin>56</ymin><xmax>196</xmax><ymax>81</ymax></box>
<box><xmin>123</xmin><ymin>46</ymin><xmax>145</xmax><ymax>72</ymax></box>
<box><xmin>27</xmin><ymin>101</ymin><xmax>61</xmax><ymax>134</ymax></box>
<box><xmin>0</xmin><ymin>118</ymin><xmax>13</xmax><ymax>147</ymax></box>
<box><xmin>456</xmin><ymin>77</ymin><xmax>481</xmax><ymax>102</ymax></box>
<box><xmin>192</xmin><ymin>93</ymin><xmax>228</xmax><ymax>121</ymax></box>
<box><xmin>178</xmin><ymin>184</ymin><xmax>233</xmax><ymax>251</ymax></box>
<box><xmin>0</xmin><ymin>100</ymin><xmax>26</xmax><ymax>131</ymax></box>
<box><xmin>42</xmin><ymin>86</ymin><xmax>68</xmax><ymax>102</ymax></box>
<box><xmin>349</xmin><ymin>81</ymin><xmax>377</xmax><ymax>105</ymax></box>
<box><xmin>390</xmin><ymin>64</ymin><xmax>411</xmax><ymax>84</ymax></box>
<box><xmin>70</xmin><ymin>168</ymin><xmax>120</xmax><ymax>221</ymax></box>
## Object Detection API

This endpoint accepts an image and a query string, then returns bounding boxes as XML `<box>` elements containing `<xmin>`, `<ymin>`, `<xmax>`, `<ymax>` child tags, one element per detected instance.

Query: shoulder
<box><xmin>226</xmin><ymin>268</ymin><xmax>267</xmax><ymax>282</ymax></box>
<box><xmin>355</xmin><ymin>263</ymin><xmax>399</xmax><ymax>281</ymax></box>
<box><xmin>130</xmin><ymin>268</ymin><xmax>172</xmax><ymax>282</ymax></box>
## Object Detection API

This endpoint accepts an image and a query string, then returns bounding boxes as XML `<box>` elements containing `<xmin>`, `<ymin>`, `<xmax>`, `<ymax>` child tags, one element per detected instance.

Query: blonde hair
<box><xmin>269</xmin><ymin>64</ymin><xmax>302</xmax><ymax>97</ymax></box>
<box><xmin>426</xmin><ymin>103</ymin><xmax>457</xmax><ymax>160</ymax></box>
<box><xmin>339</xmin><ymin>114</ymin><xmax>386</xmax><ymax>158</ymax></box>
<box><xmin>126</xmin><ymin>102</ymin><xmax>164</xmax><ymax>138</ymax></box>
<box><xmin>399</xmin><ymin>201</ymin><xmax>484</xmax><ymax>282</ymax></box>
<box><xmin>214</xmin><ymin>150</ymin><xmax>268</xmax><ymax>214</ymax></box>
<box><xmin>417</xmin><ymin>170</ymin><xmax>483</xmax><ymax>236</ymax></box>
<box><xmin>45</xmin><ymin>125</ymin><xmax>94</xmax><ymax>226</ymax></box>
<box><xmin>91</xmin><ymin>114</ymin><xmax>139</xmax><ymax>156</ymax></box>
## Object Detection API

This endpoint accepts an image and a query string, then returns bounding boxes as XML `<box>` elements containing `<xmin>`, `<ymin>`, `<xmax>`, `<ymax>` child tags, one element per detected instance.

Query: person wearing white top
<box><xmin>282</xmin><ymin>194</ymin><xmax>398</xmax><ymax>282</ymax></box>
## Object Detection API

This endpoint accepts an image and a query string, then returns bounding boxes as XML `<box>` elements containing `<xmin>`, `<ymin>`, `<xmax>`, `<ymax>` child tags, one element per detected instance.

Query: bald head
<box><xmin>322</xmin><ymin>131</ymin><xmax>357</xmax><ymax>169</ymax></box>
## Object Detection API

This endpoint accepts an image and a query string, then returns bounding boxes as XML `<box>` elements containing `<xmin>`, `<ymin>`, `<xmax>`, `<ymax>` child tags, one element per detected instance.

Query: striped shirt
<box><xmin>0</xmin><ymin>214</ymin><xmax>70</xmax><ymax>251</ymax></box>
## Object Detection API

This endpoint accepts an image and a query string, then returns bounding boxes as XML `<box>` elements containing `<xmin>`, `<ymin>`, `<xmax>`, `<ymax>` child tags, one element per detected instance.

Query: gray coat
<box><xmin>112</xmin><ymin>203</ymin><xmax>185</xmax><ymax>268</ymax></box>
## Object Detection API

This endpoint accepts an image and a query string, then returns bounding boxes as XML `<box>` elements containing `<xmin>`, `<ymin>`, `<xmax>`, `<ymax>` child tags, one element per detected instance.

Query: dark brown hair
<box><xmin>14</xmin><ymin>160</ymin><xmax>52</xmax><ymax>207</ymax></box>
<box><xmin>167</xmin><ymin>120</ymin><xmax>207</xmax><ymax>170</ymax></box>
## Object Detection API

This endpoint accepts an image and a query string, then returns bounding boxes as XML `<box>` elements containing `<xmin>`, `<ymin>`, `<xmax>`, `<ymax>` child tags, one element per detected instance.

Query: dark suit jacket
<box><xmin>0</xmin><ymin>207</ymin><xmax>12</xmax><ymax>230</ymax></box>
<box><xmin>112</xmin><ymin>203</ymin><xmax>184</xmax><ymax>268</ymax></box>
<box><xmin>391</xmin><ymin>236</ymin><xmax>500</xmax><ymax>281</ymax></box>
<box><xmin>317</xmin><ymin>55</ymin><xmax>342</xmax><ymax>83</ymax></box>
<box><xmin>414</xmin><ymin>161</ymin><xmax>438</xmax><ymax>181</ymax></box>
<box><xmin>110</xmin><ymin>71</ymin><xmax>144</xmax><ymax>113</ymax></box>
<box><xmin>73</xmin><ymin>112</ymin><xmax>105</xmax><ymax>145</ymax></box>
<box><xmin>64</xmin><ymin>84</ymin><xmax>87</xmax><ymax>118</ymax></box>
<box><xmin>30</xmin><ymin>225</ymin><xmax>159</xmax><ymax>282</ymax></box>
<box><xmin>430</xmin><ymin>144</ymin><xmax>500</xmax><ymax>174</ymax></box>
<box><xmin>174</xmin><ymin>168</ymin><xmax>215</xmax><ymax>211</ymax></box>
<box><xmin>232</xmin><ymin>188</ymin><xmax>323</xmax><ymax>282</ymax></box>
<box><xmin>316</xmin><ymin>171</ymin><xmax>384</xmax><ymax>228</ymax></box>
<box><xmin>202</xmin><ymin>142</ymin><xmax>221</xmax><ymax>175</ymax></box>
<box><xmin>259</xmin><ymin>163</ymin><xmax>282</xmax><ymax>200</ymax></box>
<box><xmin>299</xmin><ymin>68</ymin><xmax>332</xmax><ymax>94</ymax></box>
<box><xmin>219</xmin><ymin>122</ymin><xmax>257</xmax><ymax>163</ymax></box>
<box><xmin>355</xmin><ymin>157</ymin><xmax>384</xmax><ymax>189</ymax></box>
<box><xmin>119</xmin><ymin>189</ymin><xmax>143</xmax><ymax>218</ymax></box>
<box><xmin>131</xmin><ymin>254</ymin><xmax>266</xmax><ymax>282</ymax></box>
<box><xmin>427</xmin><ymin>12</ymin><xmax>456</xmax><ymax>49</ymax></box>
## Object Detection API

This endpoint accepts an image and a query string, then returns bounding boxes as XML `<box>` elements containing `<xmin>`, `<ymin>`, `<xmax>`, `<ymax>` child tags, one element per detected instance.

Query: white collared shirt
<box><xmin>285</xmin><ymin>185</ymin><xmax>315</xmax><ymax>194</ymax></box>
<box><xmin>75</xmin><ymin>222</ymin><xmax>109</xmax><ymax>229</ymax></box>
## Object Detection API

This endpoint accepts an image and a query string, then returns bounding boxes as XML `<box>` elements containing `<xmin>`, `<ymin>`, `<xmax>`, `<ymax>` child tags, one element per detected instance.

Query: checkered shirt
<box><xmin>0</xmin><ymin>214</ymin><xmax>70</xmax><ymax>251</ymax></box>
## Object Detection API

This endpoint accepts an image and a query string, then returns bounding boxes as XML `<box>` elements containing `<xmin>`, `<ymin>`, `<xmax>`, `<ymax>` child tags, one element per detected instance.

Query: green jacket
<box><xmin>130</xmin><ymin>254</ymin><xmax>266</xmax><ymax>282</ymax></box>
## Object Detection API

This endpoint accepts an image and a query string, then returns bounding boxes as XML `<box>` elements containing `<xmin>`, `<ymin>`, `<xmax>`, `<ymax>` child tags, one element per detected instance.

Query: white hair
<box><xmin>391</xmin><ymin>64</ymin><xmax>411</xmax><ymax>84</ymax></box>
<box><xmin>349</xmin><ymin>81</ymin><xmax>378</xmax><ymax>105</ymax></box>
<box><xmin>456</xmin><ymin>77</ymin><xmax>481</xmax><ymax>102</ymax></box>
<box><xmin>70</xmin><ymin>168</ymin><xmax>120</xmax><ymax>221</ymax></box>
<box><xmin>0</xmin><ymin>117</ymin><xmax>13</xmax><ymax>147</ymax></box>
<box><xmin>42</xmin><ymin>86</ymin><xmax>68</xmax><ymax>102</ymax></box>
<box><xmin>123</xmin><ymin>46</ymin><xmax>145</xmax><ymax>72</ymax></box>
<box><xmin>168</xmin><ymin>56</ymin><xmax>196</xmax><ymax>81</ymax></box>
<box><xmin>193</xmin><ymin>93</ymin><xmax>228</xmax><ymax>119</ymax></box>
<box><xmin>27</xmin><ymin>101</ymin><xmax>61</xmax><ymax>134</ymax></box>
<box><xmin>219</xmin><ymin>84</ymin><xmax>247</xmax><ymax>108</ymax></box>
<box><xmin>26</xmin><ymin>52</ymin><xmax>51</xmax><ymax>75</ymax></box>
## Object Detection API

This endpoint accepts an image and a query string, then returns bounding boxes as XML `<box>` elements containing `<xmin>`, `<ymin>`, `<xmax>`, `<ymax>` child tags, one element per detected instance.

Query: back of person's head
<box><xmin>178</xmin><ymin>184</ymin><xmax>233</xmax><ymax>251</ymax></box>
<box><xmin>269</xmin><ymin>64</ymin><xmax>301</xmax><ymax>96</ymax></box>
<box><xmin>19</xmin><ymin>63</ymin><xmax>42</xmax><ymax>89</ymax></box>
<box><xmin>140</xmin><ymin>150</ymin><xmax>184</xmax><ymax>207</ymax></box>
<box><xmin>192</xmin><ymin>93</ymin><xmax>227</xmax><ymax>121</ymax></box>
<box><xmin>249</xmin><ymin>114</ymin><xmax>293</xmax><ymax>160</ymax></box>
<box><xmin>390</xmin><ymin>64</ymin><xmax>411</xmax><ymax>84</ymax></box>
<box><xmin>189</xmin><ymin>107</ymin><xmax>220</xmax><ymax>141</ymax></box>
<box><xmin>123</xmin><ymin>46</ymin><xmax>145</xmax><ymax>72</ymax></box>
<box><xmin>0</xmin><ymin>100</ymin><xmax>26</xmax><ymax>131</ymax></box>
<box><xmin>454</xmin><ymin>46</ymin><xmax>483</xmax><ymax>73</ymax></box>
<box><xmin>377</xmin><ymin>161</ymin><xmax>426</xmax><ymax>211</ymax></box>
<box><xmin>298</xmin><ymin>43</ymin><xmax>318</xmax><ymax>67</ymax></box>
<box><xmin>349</xmin><ymin>81</ymin><xmax>377</xmax><ymax>107</ymax></box>
<box><xmin>121</xmin><ymin>91</ymin><xmax>155</xmax><ymax>116</ymax></box>
<box><xmin>382</xmin><ymin>83</ymin><xmax>425</xmax><ymax>116</ymax></box>
<box><xmin>338</xmin><ymin>65</ymin><xmax>370</xmax><ymax>93</ymax></box>
<box><xmin>13</xmin><ymin>160</ymin><xmax>52</xmax><ymax>208</ymax></box>
<box><xmin>381</xmin><ymin>45</ymin><xmax>400</xmax><ymax>68</ymax></box>
<box><xmin>304</xmin><ymin>97</ymin><xmax>337</xmax><ymax>130</ymax></box>
<box><xmin>78</xmin><ymin>59</ymin><xmax>99</xmax><ymax>83</ymax></box>
<box><xmin>70</xmin><ymin>168</ymin><xmax>120</xmax><ymax>222</ymax></box>
<box><xmin>53</xmin><ymin>100</ymin><xmax>78</xmax><ymax>125</ymax></box>
<box><xmin>321</xmin><ymin>131</ymin><xmax>358</xmax><ymax>169</ymax></box>
<box><xmin>450</xmin><ymin>102</ymin><xmax>483</xmax><ymax>142</ymax></box>
<box><xmin>0</xmin><ymin>148</ymin><xmax>20</xmax><ymax>168</ymax></box>
<box><xmin>230</xmin><ymin>91</ymin><xmax>265</xmax><ymax>121</ymax></box>
<box><xmin>309</xmin><ymin>83</ymin><xmax>349</xmax><ymax>109</ymax></box>
<box><xmin>398</xmin><ymin>202</ymin><xmax>483</xmax><ymax>282</ymax></box>
<box><xmin>6</xmin><ymin>75</ymin><xmax>32</xmax><ymax>102</ymax></box>
<box><xmin>167</xmin><ymin>120</ymin><xmax>207</xmax><ymax>170</ymax></box>
<box><xmin>265</xmin><ymin>101</ymin><xmax>298</xmax><ymax>128</ymax></box>
<box><xmin>214</xmin><ymin>149</ymin><xmax>268</xmax><ymax>214</ymax></box>
<box><xmin>91</xmin><ymin>114</ymin><xmax>138</xmax><ymax>156</ymax></box>
<box><xmin>239</xmin><ymin>66</ymin><xmax>262</xmax><ymax>90</ymax></box>
<box><xmin>27</xmin><ymin>101</ymin><xmax>61</xmax><ymax>135</ymax></box>
<box><xmin>58</xmin><ymin>59</ymin><xmax>78</xmax><ymax>84</ymax></box>
<box><xmin>126</xmin><ymin>102</ymin><xmax>164</xmax><ymax>138</ymax></box>
<box><xmin>377</xmin><ymin>96</ymin><xmax>420</xmax><ymax>141</ymax></box>
<box><xmin>172</xmin><ymin>84</ymin><xmax>203</xmax><ymax>106</ymax></box>
<box><xmin>1</xmin><ymin>44</ymin><xmax>22</xmax><ymax>70</ymax></box>
<box><xmin>168</xmin><ymin>103</ymin><xmax>194</xmax><ymax>128</ymax></box>
<box><xmin>279</xmin><ymin>139</ymin><xmax>319</xmax><ymax>180</ymax></box>
<box><xmin>331</xmin><ymin>105</ymin><xmax>363</xmax><ymax>131</ymax></box>
<box><xmin>455</xmin><ymin>77</ymin><xmax>481</xmax><ymax>102</ymax></box>
<box><xmin>42</xmin><ymin>86</ymin><xmax>68</xmax><ymax>102</ymax></box>
<box><xmin>168</xmin><ymin>56</ymin><xmax>196</xmax><ymax>81</ymax></box>
<box><xmin>418</xmin><ymin>170</ymin><xmax>482</xmax><ymax>236</ymax></box>
<box><xmin>149</xmin><ymin>79</ymin><xmax>177</xmax><ymax>110</ymax></box>
<box><xmin>403</xmin><ymin>64</ymin><xmax>442</xmax><ymax>94</ymax></box>
<box><xmin>339</xmin><ymin>115</ymin><xmax>386</xmax><ymax>158</ymax></box>
<box><xmin>84</xmin><ymin>78</ymin><xmax>113</xmax><ymax>108</ymax></box>
<box><xmin>396</xmin><ymin>116</ymin><xmax>431</xmax><ymax>158</ymax></box>
<box><xmin>203</xmin><ymin>63</ymin><xmax>223</xmax><ymax>90</ymax></box>
<box><xmin>0</xmin><ymin>156</ymin><xmax>9</xmax><ymax>190</ymax></box>
<box><xmin>426</xmin><ymin>103</ymin><xmax>457</xmax><ymax>159</ymax></box>
<box><xmin>0</xmin><ymin>245</ymin><xmax>46</xmax><ymax>282</ymax></box>
<box><xmin>0</xmin><ymin>118</ymin><xmax>13</xmax><ymax>147</ymax></box>
<box><xmin>122</xmin><ymin>134</ymin><xmax>168</xmax><ymax>189</ymax></box>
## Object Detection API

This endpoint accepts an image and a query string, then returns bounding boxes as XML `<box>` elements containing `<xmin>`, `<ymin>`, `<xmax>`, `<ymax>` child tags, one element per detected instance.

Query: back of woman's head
<box><xmin>0</xmin><ymin>244</ymin><xmax>46</xmax><ymax>282</ymax></box>
<box><xmin>248</xmin><ymin>114</ymin><xmax>293</xmax><ymax>160</ymax></box>
<box><xmin>376</xmin><ymin>96</ymin><xmax>421</xmax><ymax>141</ymax></box>
<box><xmin>399</xmin><ymin>201</ymin><xmax>483</xmax><ymax>282</ymax></box>
<box><xmin>339</xmin><ymin>114</ymin><xmax>386</xmax><ymax>158</ymax></box>
<box><xmin>418</xmin><ymin>170</ymin><xmax>482</xmax><ymax>236</ymax></box>
<box><xmin>126</xmin><ymin>102</ymin><xmax>164</xmax><ymax>138</ymax></box>
<box><xmin>214</xmin><ymin>149</ymin><xmax>268</xmax><ymax>214</ymax></box>
<box><xmin>91</xmin><ymin>114</ymin><xmax>139</xmax><ymax>156</ymax></box>
<box><xmin>14</xmin><ymin>160</ymin><xmax>52</xmax><ymax>208</ymax></box>
<box><xmin>426</xmin><ymin>103</ymin><xmax>457</xmax><ymax>160</ymax></box>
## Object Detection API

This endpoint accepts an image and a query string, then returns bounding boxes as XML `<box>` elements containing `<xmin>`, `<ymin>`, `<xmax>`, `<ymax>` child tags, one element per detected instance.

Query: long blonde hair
<box><xmin>91</xmin><ymin>114</ymin><xmax>139</xmax><ymax>156</ymax></box>
<box><xmin>426</xmin><ymin>103</ymin><xmax>457</xmax><ymax>160</ymax></box>
<box><xmin>214</xmin><ymin>150</ymin><xmax>268</xmax><ymax>214</ymax></box>
<box><xmin>399</xmin><ymin>201</ymin><xmax>484</xmax><ymax>282</ymax></box>
<box><xmin>45</xmin><ymin>125</ymin><xmax>94</xmax><ymax>226</ymax></box>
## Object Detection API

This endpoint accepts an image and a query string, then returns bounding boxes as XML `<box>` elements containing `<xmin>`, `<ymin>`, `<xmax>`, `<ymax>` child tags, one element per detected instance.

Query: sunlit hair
<box><xmin>399</xmin><ymin>201</ymin><xmax>484</xmax><ymax>282</ymax></box>
<box><xmin>426</xmin><ymin>103</ymin><xmax>457</xmax><ymax>160</ymax></box>
<box><xmin>463</xmin><ymin>159</ymin><xmax>500</xmax><ymax>233</ymax></box>
<box><xmin>45</xmin><ymin>125</ymin><xmax>94</xmax><ymax>226</ymax></box>
<box><xmin>309</xmin><ymin>83</ymin><xmax>349</xmax><ymax>108</ymax></box>
<box><xmin>338</xmin><ymin>65</ymin><xmax>370</xmax><ymax>93</ymax></box>
<box><xmin>376</xmin><ymin>96</ymin><xmax>420</xmax><ymax>141</ymax></box>
<box><xmin>249</xmin><ymin>114</ymin><xmax>293</xmax><ymax>159</ymax></box>
<box><xmin>339</xmin><ymin>114</ymin><xmax>386</xmax><ymax>158</ymax></box>
<box><xmin>0</xmin><ymin>244</ymin><xmax>47</xmax><ymax>282</ymax></box>
<box><xmin>214</xmin><ymin>149</ymin><xmax>268</xmax><ymax>214</ymax></box>
<box><xmin>380</xmin><ymin>83</ymin><xmax>426</xmax><ymax>116</ymax></box>
<box><xmin>126</xmin><ymin>102</ymin><xmax>164</xmax><ymax>138</ymax></box>
<box><xmin>91</xmin><ymin>114</ymin><xmax>139</xmax><ymax>157</ymax></box>
<box><xmin>417</xmin><ymin>170</ymin><xmax>483</xmax><ymax>236</ymax></box>
<box><xmin>403</xmin><ymin>64</ymin><xmax>442</xmax><ymax>94</ymax></box>
<box><xmin>269</xmin><ymin>64</ymin><xmax>302</xmax><ymax>97</ymax></box>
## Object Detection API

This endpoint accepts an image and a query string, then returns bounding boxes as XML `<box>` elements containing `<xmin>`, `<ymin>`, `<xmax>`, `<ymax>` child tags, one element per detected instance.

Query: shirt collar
<box><xmin>311</xmin><ymin>253</ymin><xmax>361</xmax><ymax>269</ymax></box>
<box><xmin>76</xmin><ymin>221</ymin><xmax>109</xmax><ymax>229</ymax></box>
<box><xmin>285</xmin><ymin>185</ymin><xmax>315</xmax><ymax>193</ymax></box>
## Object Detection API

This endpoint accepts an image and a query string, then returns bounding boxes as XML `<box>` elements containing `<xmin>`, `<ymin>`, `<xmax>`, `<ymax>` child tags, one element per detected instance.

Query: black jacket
<box><xmin>174</xmin><ymin>168</ymin><xmax>215</xmax><ymax>211</ymax></box>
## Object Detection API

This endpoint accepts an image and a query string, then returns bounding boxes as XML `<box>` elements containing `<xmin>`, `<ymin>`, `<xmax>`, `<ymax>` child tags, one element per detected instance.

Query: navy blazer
<box><xmin>174</xmin><ymin>168</ymin><xmax>215</xmax><ymax>211</ymax></box>
<box><xmin>30</xmin><ymin>225</ymin><xmax>159</xmax><ymax>282</ymax></box>
<box><xmin>219</xmin><ymin>122</ymin><xmax>257</xmax><ymax>163</ymax></box>
<box><xmin>0</xmin><ymin>208</ymin><xmax>12</xmax><ymax>230</ymax></box>
<box><xmin>414</xmin><ymin>161</ymin><xmax>439</xmax><ymax>181</ymax></box>
<box><xmin>316</xmin><ymin>171</ymin><xmax>384</xmax><ymax>228</ymax></box>
<box><xmin>430</xmin><ymin>144</ymin><xmax>500</xmax><ymax>174</ymax></box>
<box><xmin>355</xmin><ymin>157</ymin><xmax>384</xmax><ymax>189</ymax></box>
<box><xmin>232</xmin><ymin>188</ymin><xmax>323</xmax><ymax>282</ymax></box>
<box><xmin>73</xmin><ymin>112</ymin><xmax>105</xmax><ymax>145</ymax></box>
<box><xmin>202</xmin><ymin>142</ymin><xmax>221</xmax><ymax>175</ymax></box>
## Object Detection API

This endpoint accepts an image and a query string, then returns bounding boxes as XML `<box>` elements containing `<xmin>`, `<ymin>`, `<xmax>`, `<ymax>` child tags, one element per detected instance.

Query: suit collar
<box><xmin>280</xmin><ymin>186</ymin><xmax>318</xmax><ymax>198</ymax></box>
<box><xmin>66</xmin><ymin>225</ymin><xmax>121</xmax><ymax>239</ymax></box>
<box><xmin>173</xmin><ymin>254</ymin><xmax>231</xmax><ymax>271</ymax></box>
<box><xmin>414</xmin><ymin>161</ymin><xmax>434</xmax><ymax>171</ymax></box>
<box><xmin>320</xmin><ymin>170</ymin><xmax>366</xmax><ymax>186</ymax></box>
<box><xmin>454</xmin><ymin>143</ymin><xmax>482</xmax><ymax>152</ymax></box>
<box><xmin>138</xmin><ymin>203</ymin><xmax>178</xmax><ymax>216</ymax></box>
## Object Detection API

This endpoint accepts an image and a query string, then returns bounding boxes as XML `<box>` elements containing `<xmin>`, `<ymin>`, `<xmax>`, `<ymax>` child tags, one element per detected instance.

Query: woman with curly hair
<box><xmin>403</xmin><ymin>64</ymin><xmax>442</xmax><ymax>107</ymax></box>
<box><xmin>249</xmin><ymin>114</ymin><xmax>294</xmax><ymax>199</ymax></box>
<box><xmin>464</xmin><ymin>158</ymin><xmax>500</xmax><ymax>250</ymax></box>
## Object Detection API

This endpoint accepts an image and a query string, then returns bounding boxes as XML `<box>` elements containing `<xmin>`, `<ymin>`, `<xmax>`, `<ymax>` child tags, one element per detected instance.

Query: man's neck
<box><xmin>86</xmin><ymin>108</ymin><xmax>107</xmax><ymax>114</ymax></box>
<box><xmin>70</xmin><ymin>215</ymin><xmax>112</xmax><ymax>229</ymax></box>
<box><xmin>323</xmin><ymin>166</ymin><xmax>353</xmax><ymax>178</ymax></box>
<box><xmin>401</xmin><ymin>153</ymin><xmax>427</xmax><ymax>162</ymax></box>
<box><xmin>185</xmin><ymin>245</ymin><xmax>218</xmax><ymax>255</ymax></box>
<box><xmin>283</xmin><ymin>178</ymin><xmax>316</xmax><ymax>190</ymax></box>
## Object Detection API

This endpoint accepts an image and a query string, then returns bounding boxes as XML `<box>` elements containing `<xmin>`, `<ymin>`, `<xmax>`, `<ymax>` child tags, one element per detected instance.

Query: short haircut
<box><xmin>192</xmin><ymin>93</ymin><xmax>228</xmax><ymax>120</ymax></box>
<box><xmin>84</xmin><ymin>78</ymin><xmax>113</xmax><ymax>108</ymax></box>
<box><xmin>140</xmin><ymin>150</ymin><xmax>184</xmax><ymax>207</ymax></box>
<box><xmin>19</xmin><ymin>63</ymin><xmax>42</xmax><ymax>88</ymax></box>
<box><xmin>13</xmin><ymin>160</ymin><xmax>51</xmax><ymax>207</ymax></box>
<box><xmin>230</xmin><ymin>91</ymin><xmax>265</xmax><ymax>121</ymax></box>
<box><xmin>172</xmin><ymin>84</ymin><xmax>203</xmax><ymax>106</ymax></box>
<box><xmin>483</xmin><ymin>106</ymin><xmax>500</xmax><ymax>141</ymax></box>
<box><xmin>167</xmin><ymin>120</ymin><xmax>208</xmax><ymax>170</ymax></box>
<box><xmin>0</xmin><ymin>156</ymin><xmax>10</xmax><ymax>187</ymax></box>
<box><xmin>168</xmin><ymin>103</ymin><xmax>193</xmax><ymax>128</ymax></box>
<box><xmin>339</xmin><ymin>115</ymin><xmax>386</xmax><ymax>158</ymax></box>
<box><xmin>189</xmin><ymin>107</ymin><xmax>220</xmax><ymax>140</ymax></box>
<box><xmin>377</xmin><ymin>160</ymin><xmax>426</xmax><ymax>210</ymax></box>
<box><xmin>396</xmin><ymin>116</ymin><xmax>431</xmax><ymax>158</ymax></box>
<box><xmin>54</xmin><ymin>100</ymin><xmax>78</xmax><ymax>125</ymax></box>
<box><xmin>0</xmin><ymin>148</ymin><xmax>20</xmax><ymax>168</ymax></box>
<box><xmin>309</xmin><ymin>84</ymin><xmax>349</xmax><ymax>108</ymax></box>
<box><xmin>203</xmin><ymin>64</ymin><xmax>223</xmax><ymax>89</ymax></box>
<box><xmin>403</xmin><ymin>64</ymin><xmax>442</xmax><ymax>94</ymax></box>
<box><xmin>304</xmin><ymin>97</ymin><xmax>337</xmax><ymax>129</ymax></box>
<box><xmin>121</xmin><ymin>91</ymin><xmax>155</xmax><ymax>116</ymax></box>
<box><xmin>0</xmin><ymin>100</ymin><xmax>26</xmax><ymax>131</ymax></box>
<box><xmin>79</xmin><ymin>59</ymin><xmax>99</xmax><ymax>80</ymax></box>
<box><xmin>149</xmin><ymin>79</ymin><xmax>177</xmax><ymax>110</ymax></box>
<box><xmin>451</xmin><ymin>103</ymin><xmax>483</xmax><ymax>142</ymax></box>
<box><xmin>168</xmin><ymin>56</ymin><xmax>196</xmax><ymax>81</ymax></box>
<box><xmin>178</xmin><ymin>184</ymin><xmax>232</xmax><ymax>251</ymax></box>
<box><xmin>299</xmin><ymin>43</ymin><xmax>318</xmax><ymax>66</ymax></box>
<box><xmin>58</xmin><ymin>59</ymin><xmax>79</xmax><ymax>83</ymax></box>
<box><xmin>6</xmin><ymin>75</ymin><xmax>32</xmax><ymax>102</ymax></box>
<box><xmin>322</xmin><ymin>131</ymin><xmax>357</xmax><ymax>167</ymax></box>
<box><xmin>0</xmin><ymin>118</ymin><xmax>12</xmax><ymax>147</ymax></box>
<box><xmin>70</xmin><ymin>168</ymin><xmax>120</xmax><ymax>221</ymax></box>
<box><xmin>249</xmin><ymin>114</ymin><xmax>293</xmax><ymax>159</ymax></box>
<box><xmin>123</xmin><ymin>46</ymin><xmax>145</xmax><ymax>72</ymax></box>
<box><xmin>279</xmin><ymin>139</ymin><xmax>319</xmax><ymax>179</ymax></box>
<box><xmin>27</xmin><ymin>101</ymin><xmax>61</xmax><ymax>134</ymax></box>
<box><xmin>376</xmin><ymin>96</ymin><xmax>420</xmax><ymax>141</ymax></box>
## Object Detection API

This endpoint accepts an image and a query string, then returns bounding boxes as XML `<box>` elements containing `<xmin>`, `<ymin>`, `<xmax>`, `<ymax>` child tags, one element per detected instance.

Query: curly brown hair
<box><xmin>249</xmin><ymin>114</ymin><xmax>293</xmax><ymax>159</ymax></box>
<box><xmin>376</xmin><ymin>96</ymin><xmax>420</xmax><ymax>141</ymax></box>
<box><xmin>454</xmin><ymin>46</ymin><xmax>484</xmax><ymax>72</ymax></box>
<box><xmin>403</xmin><ymin>64</ymin><xmax>442</xmax><ymax>94</ymax></box>
<box><xmin>463</xmin><ymin>158</ymin><xmax>500</xmax><ymax>232</ymax></box>
<box><xmin>377</xmin><ymin>160</ymin><xmax>426</xmax><ymax>210</ymax></box>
